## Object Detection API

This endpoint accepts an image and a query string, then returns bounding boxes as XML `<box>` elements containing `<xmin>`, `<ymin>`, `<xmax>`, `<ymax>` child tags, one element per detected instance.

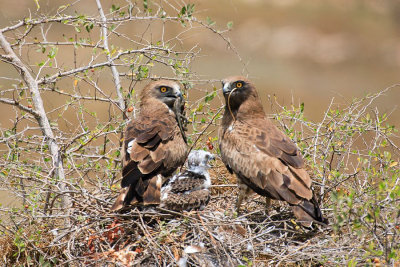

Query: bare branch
<box><xmin>0</xmin><ymin>97</ymin><xmax>40</xmax><ymax>118</ymax></box>
<box><xmin>0</xmin><ymin>31</ymin><xmax>71</xmax><ymax>210</ymax></box>
<box><xmin>95</xmin><ymin>0</ymin><xmax>126</xmax><ymax>117</ymax></box>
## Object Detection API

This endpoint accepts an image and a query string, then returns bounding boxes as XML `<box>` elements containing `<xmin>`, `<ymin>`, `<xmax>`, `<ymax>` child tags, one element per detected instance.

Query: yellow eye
<box><xmin>236</xmin><ymin>82</ymin><xmax>243</xmax><ymax>88</ymax></box>
<box><xmin>160</xmin><ymin>86</ymin><xmax>167</xmax><ymax>93</ymax></box>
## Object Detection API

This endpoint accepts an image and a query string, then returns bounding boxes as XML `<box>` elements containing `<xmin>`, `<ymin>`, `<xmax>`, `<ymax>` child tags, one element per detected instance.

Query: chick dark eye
<box><xmin>160</xmin><ymin>87</ymin><xmax>167</xmax><ymax>93</ymax></box>
<box><xmin>236</xmin><ymin>82</ymin><xmax>243</xmax><ymax>88</ymax></box>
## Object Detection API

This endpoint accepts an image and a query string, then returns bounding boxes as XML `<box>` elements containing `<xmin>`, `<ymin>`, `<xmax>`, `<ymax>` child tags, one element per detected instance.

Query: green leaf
<box><xmin>206</xmin><ymin>17</ymin><xmax>215</xmax><ymax>26</ymax></box>
<box><xmin>34</xmin><ymin>0</ymin><xmax>40</xmax><ymax>10</ymax></box>
<box><xmin>137</xmin><ymin>65</ymin><xmax>149</xmax><ymax>80</ymax></box>
<box><xmin>180</xmin><ymin>5</ymin><xmax>186</xmax><ymax>16</ymax></box>
<box><xmin>110</xmin><ymin>4</ymin><xmax>120</xmax><ymax>12</ymax></box>
<box><xmin>47</xmin><ymin>47</ymin><xmax>58</xmax><ymax>59</ymax></box>
<box><xmin>180</xmin><ymin>3</ymin><xmax>194</xmax><ymax>18</ymax></box>
<box><xmin>205</xmin><ymin>91</ymin><xmax>216</xmax><ymax>103</ymax></box>
<box><xmin>85</xmin><ymin>22</ymin><xmax>94</xmax><ymax>32</ymax></box>
<box><xmin>227</xmin><ymin>21</ymin><xmax>233</xmax><ymax>30</ymax></box>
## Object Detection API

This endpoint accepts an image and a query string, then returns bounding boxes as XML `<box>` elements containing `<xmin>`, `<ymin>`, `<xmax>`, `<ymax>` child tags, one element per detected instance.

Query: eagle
<box><xmin>111</xmin><ymin>80</ymin><xmax>188</xmax><ymax>211</ymax></box>
<box><xmin>218</xmin><ymin>76</ymin><xmax>325</xmax><ymax>226</ymax></box>
<box><xmin>160</xmin><ymin>150</ymin><xmax>214</xmax><ymax>211</ymax></box>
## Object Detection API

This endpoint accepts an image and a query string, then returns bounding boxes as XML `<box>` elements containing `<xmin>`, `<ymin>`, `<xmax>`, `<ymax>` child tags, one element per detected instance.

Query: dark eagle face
<box><xmin>221</xmin><ymin>76</ymin><xmax>255</xmax><ymax>111</ymax></box>
<box><xmin>148</xmin><ymin>80</ymin><xmax>183</xmax><ymax>109</ymax></box>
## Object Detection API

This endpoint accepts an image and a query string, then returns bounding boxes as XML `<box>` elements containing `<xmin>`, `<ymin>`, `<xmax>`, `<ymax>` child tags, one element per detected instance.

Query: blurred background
<box><xmin>192</xmin><ymin>0</ymin><xmax>400</xmax><ymax>124</ymax></box>
<box><xmin>0</xmin><ymin>0</ymin><xmax>399</xmax><ymax>122</ymax></box>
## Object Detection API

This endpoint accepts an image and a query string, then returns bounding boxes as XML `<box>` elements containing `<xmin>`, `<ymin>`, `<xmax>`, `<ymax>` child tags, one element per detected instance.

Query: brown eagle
<box><xmin>218</xmin><ymin>76</ymin><xmax>325</xmax><ymax>226</ymax></box>
<box><xmin>111</xmin><ymin>80</ymin><xmax>188</xmax><ymax>211</ymax></box>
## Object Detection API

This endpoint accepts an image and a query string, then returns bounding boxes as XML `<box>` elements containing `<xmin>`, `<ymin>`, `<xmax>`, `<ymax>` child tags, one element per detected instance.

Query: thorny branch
<box><xmin>0</xmin><ymin>30</ymin><xmax>71</xmax><ymax>211</ymax></box>
<box><xmin>95</xmin><ymin>0</ymin><xmax>126</xmax><ymax>118</ymax></box>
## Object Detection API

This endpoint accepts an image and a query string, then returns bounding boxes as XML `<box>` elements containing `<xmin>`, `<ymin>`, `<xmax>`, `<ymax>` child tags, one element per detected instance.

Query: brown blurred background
<box><xmin>192</xmin><ymin>0</ymin><xmax>400</xmax><ymax>124</ymax></box>
<box><xmin>1</xmin><ymin>0</ymin><xmax>400</xmax><ymax>123</ymax></box>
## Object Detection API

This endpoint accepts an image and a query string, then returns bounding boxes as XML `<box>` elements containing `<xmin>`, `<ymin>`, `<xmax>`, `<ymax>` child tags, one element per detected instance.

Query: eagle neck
<box><xmin>237</xmin><ymin>96</ymin><xmax>265</xmax><ymax>120</ymax></box>
<box><xmin>222</xmin><ymin>93</ymin><xmax>265</xmax><ymax>128</ymax></box>
<box><xmin>139</xmin><ymin>98</ymin><xmax>171</xmax><ymax>114</ymax></box>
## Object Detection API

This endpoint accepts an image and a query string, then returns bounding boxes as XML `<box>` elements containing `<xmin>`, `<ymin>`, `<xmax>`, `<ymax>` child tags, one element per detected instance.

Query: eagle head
<box><xmin>141</xmin><ymin>79</ymin><xmax>183</xmax><ymax>109</ymax></box>
<box><xmin>221</xmin><ymin>76</ymin><xmax>256</xmax><ymax>111</ymax></box>
<box><xmin>187</xmin><ymin>150</ymin><xmax>215</xmax><ymax>171</ymax></box>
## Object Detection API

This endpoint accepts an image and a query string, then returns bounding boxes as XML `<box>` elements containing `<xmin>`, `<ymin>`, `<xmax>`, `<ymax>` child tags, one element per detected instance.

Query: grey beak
<box><xmin>176</xmin><ymin>91</ymin><xmax>183</xmax><ymax>101</ymax></box>
<box><xmin>222</xmin><ymin>82</ymin><xmax>231</xmax><ymax>94</ymax></box>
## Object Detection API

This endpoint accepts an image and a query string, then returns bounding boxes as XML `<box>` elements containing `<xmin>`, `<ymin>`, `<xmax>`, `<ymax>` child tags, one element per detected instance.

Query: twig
<box><xmin>95</xmin><ymin>0</ymin><xmax>126</xmax><ymax>118</ymax></box>
<box><xmin>0</xmin><ymin>31</ymin><xmax>71</xmax><ymax>211</ymax></box>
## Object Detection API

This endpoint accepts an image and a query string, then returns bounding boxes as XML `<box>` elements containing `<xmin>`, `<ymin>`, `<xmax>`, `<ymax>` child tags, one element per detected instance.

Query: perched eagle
<box><xmin>111</xmin><ymin>80</ymin><xmax>188</xmax><ymax>211</ymax></box>
<box><xmin>161</xmin><ymin>150</ymin><xmax>215</xmax><ymax>211</ymax></box>
<box><xmin>218</xmin><ymin>76</ymin><xmax>325</xmax><ymax>226</ymax></box>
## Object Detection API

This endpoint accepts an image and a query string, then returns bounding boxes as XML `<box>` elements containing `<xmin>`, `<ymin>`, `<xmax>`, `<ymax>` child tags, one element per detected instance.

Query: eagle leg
<box><xmin>265</xmin><ymin>197</ymin><xmax>272</xmax><ymax>214</ymax></box>
<box><xmin>236</xmin><ymin>178</ymin><xmax>253</xmax><ymax>214</ymax></box>
<box><xmin>235</xmin><ymin>191</ymin><xmax>245</xmax><ymax>214</ymax></box>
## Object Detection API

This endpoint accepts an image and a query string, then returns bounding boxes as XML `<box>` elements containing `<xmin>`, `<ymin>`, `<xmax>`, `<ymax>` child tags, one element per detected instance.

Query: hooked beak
<box><xmin>171</xmin><ymin>86</ymin><xmax>184</xmax><ymax>103</ymax></box>
<box><xmin>222</xmin><ymin>81</ymin><xmax>231</xmax><ymax>94</ymax></box>
<box><xmin>176</xmin><ymin>91</ymin><xmax>183</xmax><ymax>102</ymax></box>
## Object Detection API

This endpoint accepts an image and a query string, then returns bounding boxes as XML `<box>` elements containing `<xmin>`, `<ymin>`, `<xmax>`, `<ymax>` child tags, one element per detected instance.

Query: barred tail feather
<box><xmin>292</xmin><ymin>197</ymin><xmax>327</xmax><ymax>227</ymax></box>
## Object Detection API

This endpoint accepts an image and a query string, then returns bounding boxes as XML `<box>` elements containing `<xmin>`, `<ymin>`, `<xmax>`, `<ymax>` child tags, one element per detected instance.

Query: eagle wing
<box><xmin>111</xmin><ymin>112</ymin><xmax>187</xmax><ymax>210</ymax></box>
<box><xmin>168</xmin><ymin>171</ymin><xmax>207</xmax><ymax>193</ymax></box>
<box><xmin>219</xmin><ymin>119</ymin><xmax>313</xmax><ymax>204</ymax></box>
<box><xmin>248</xmin><ymin>118</ymin><xmax>305</xmax><ymax>169</ymax></box>
<box><xmin>161</xmin><ymin>189</ymin><xmax>210</xmax><ymax>211</ymax></box>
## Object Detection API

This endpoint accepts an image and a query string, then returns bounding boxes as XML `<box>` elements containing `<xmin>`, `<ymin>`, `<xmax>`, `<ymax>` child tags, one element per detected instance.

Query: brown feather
<box><xmin>138</xmin><ymin>155</ymin><xmax>163</xmax><ymax>174</ymax></box>
<box><xmin>143</xmin><ymin>134</ymin><xmax>161</xmax><ymax>148</ymax></box>
<box><xmin>142</xmin><ymin>175</ymin><xmax>162</xmax><ymax>205</ymax></box>
<box><xmin>169</xmin><ymin>178</ymin><xmax>205</xmax><ymax>193</ymax></box>
<box><xmin>161</xmin><ymin>189</ymin><xmax>210</xmax><ymax>211</ymax></box>
<box><xmin>219</xmin><ymin>76</ymin><xmax>325</xmax><ymax>226</ymax></box>
<box><xmin>149</xmin><ymin>143</ymin><xmax>166</xmax><ymax>163</ymax></box>
<box><xmin>135</xmin><ymin>125</ymin><xmax>160</xmax><ymax>143</ymax></box>
<box><xmin>130</xmin><ymin>142</ymin><xmax>149</xmax><ymax>162</ymax></box>
<box><xmin>110</xmin><ymin>187</ymin><xmax>129</xmax><ymax>211</ymax></box>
